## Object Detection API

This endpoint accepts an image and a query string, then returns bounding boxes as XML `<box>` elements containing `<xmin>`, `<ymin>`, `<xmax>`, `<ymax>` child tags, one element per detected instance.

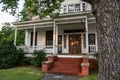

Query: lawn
<box><xmin>80</xmin><ymin>74</ymin><xmax>98</xmax><ymax>80</ymax></box>
<box><xmin>0</xmin><ymin>66</ymin><xmax>44</xmax><ymax>80</ymax></box>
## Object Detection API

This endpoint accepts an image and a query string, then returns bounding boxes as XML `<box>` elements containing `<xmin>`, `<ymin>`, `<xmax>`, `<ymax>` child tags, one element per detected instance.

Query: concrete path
<box><xmin>41</xmin><ymin>73</ymin><xmax>80</xmax><ymax>80</ymax></box>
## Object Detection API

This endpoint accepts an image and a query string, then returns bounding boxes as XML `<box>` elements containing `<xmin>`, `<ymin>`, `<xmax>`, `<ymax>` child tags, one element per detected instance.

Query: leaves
<box><xmin>0</xmin><ymin>0</ymin><xmax>19</xmax><ymax>15</ymax></box>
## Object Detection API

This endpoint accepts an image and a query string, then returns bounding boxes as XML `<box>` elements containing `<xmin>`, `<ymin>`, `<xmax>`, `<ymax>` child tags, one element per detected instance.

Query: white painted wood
<box><xmin>14</xmin><ymin>27</ymin><xmax>17</xmax><ymax>46</ymax></box>
<box><xmin>33</xmin><ymin>25</ymin><xmax>36</xmax><ymax>51</ymax></box>
<box><xmin>55</xmin><ymin>25</ymin><xmax>58</xmax><ymax>54</ymax></box>
<box><xmin>53</xmin><ymin>20</ymin><xmax>56</xmax><ymax>54</ymax></box>
<box><xmin>85</xmin><ymin>17</ymin><xmax>89</xmax><ymax>53</ymax></box>
<box><xmin>25</xmin><ymin>30</ymin><xmax>28</xmax><ymax>46</ymax></box>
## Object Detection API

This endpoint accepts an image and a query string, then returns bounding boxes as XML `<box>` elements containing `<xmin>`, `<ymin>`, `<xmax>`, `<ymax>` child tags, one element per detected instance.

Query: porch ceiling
<box><xmin>13</xmin><ymin>12</ymin><xmax>96</xmax><ymax>30</ymax></box>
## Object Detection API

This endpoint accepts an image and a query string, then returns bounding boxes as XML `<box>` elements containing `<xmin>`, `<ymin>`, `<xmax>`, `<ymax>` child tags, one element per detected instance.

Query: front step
<box><xmin>47</xmin><ymin>58</ymin><xmax>82</xmax><ymax>75</ymax></box>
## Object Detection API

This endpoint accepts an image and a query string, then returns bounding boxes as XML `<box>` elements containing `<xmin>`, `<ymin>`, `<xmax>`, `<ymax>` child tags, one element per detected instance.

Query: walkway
<box><xmin>41</xmin><ymin>73</ymin><xmax>80</xmax><ymax>80</ymax></box>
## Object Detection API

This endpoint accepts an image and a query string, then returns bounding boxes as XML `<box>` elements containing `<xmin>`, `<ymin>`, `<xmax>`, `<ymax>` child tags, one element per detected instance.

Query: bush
<box><xmin>21</xmin><ymin>57</ymin><xmax>34</xmax><ymax>66</ymax></box>
<box><xmin>32</xmin><ymin>50</ymin><xmax>46</xmax><ymax>67</ymax></box>
<box><xmin>0</xmin><ymin>40</ymin><xmax>24</xmax><ymax>69</ymax></box>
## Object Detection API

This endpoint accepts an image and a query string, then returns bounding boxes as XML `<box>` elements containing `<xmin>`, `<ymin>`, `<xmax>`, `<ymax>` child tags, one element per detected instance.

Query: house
<box><xmin>13</xmin><ymin>0</ymin><xmax>98</xmax><ymax>76</ymax></box>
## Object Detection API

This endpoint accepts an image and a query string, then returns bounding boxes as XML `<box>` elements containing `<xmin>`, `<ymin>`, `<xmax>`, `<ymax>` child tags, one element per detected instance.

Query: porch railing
<box><xmin>89</xmin><ymin>45</ymin><xmax>97</xmax><ymax>53</ymax></box>
<box><xmin>16</xmin><ymin>46</ymin><xmax>45</xmax><ymax>53</ymax></box>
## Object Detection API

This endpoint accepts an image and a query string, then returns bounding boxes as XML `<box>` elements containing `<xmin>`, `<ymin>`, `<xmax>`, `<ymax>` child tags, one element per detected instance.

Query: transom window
<box><xmin>89</xmin><ymin>33</ymin><xmax>96</xmax><ymax>45</ymax></box>
<box><xmin>46</xmin><ymin>31</ymin><xmax>53</xmax><ymax>46</ymax></box>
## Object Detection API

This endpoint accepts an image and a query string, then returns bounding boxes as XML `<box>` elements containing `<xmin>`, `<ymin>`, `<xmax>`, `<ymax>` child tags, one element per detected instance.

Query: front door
<box><xmin>69</xmin><ymin>34</ymin><xmax>81</xmax><ymax>54</ymax></box>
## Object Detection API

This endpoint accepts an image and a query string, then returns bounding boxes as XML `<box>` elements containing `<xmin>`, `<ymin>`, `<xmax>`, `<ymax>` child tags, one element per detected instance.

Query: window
<box><xmin>89</xmin><ymin>34</ymin><xmax>95</xmax><ymax>45</ymax></box>
<box><xmin>75</xmin><ymin>4</ymin><xmax>80</xmax><ymax>12</ymax></box>
<box><xmin>83</xmin><ymin>34</ymin><xmax>86</xmax><ymax>48</ymax></box>
<box><xmin>63</xmin><ymin>5</ymin><xmax>67</xmax><ymax>13</ymax></box>
<box><xmin>68</xmin><ymin>5</ymin><xmax>74</xmax><ymax>13</ymax></box>
<box><xmin>82</xmin><ymin>3</ymin><xmax>86</xmax><ymax>11</ymax></box>
<box><xmin>64</xmin><ymin>35</ymin><xmax>66</xmax><ymax>48</ymax></box>
<box><xmin>30</xmin><ymin>32</ymin><xmax>37</xmax><ymax>46</ymax></box>
<box><xmin>58</xmin><ymin>35</ymin><xmax>62</xmax><ymax>53</ymax></box>
<box><xmin>46</xmin><ymin>31</ymin><xmax>53</xmax><ymax>46</ymax></box>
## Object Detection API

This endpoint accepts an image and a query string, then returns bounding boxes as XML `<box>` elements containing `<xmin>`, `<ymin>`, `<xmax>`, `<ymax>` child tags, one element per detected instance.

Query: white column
<box><xmin>33</xmin><ymin>25</ymin><xmax>36</xmax><ymax>51</ymax></box>
<box><xmin>85</xmin><ymin>17</ymin><xmax>89</xmax><ymax>53</ymax></box>
<box><xmin>53</xmin><ymin>20</ymin><xmax>56</xmax><ymax>55</ymax></box>
<box><xmin>25</xmin><ymin>30</ymin><xmax>28</xmax><ymax>46</ymax></box>
<box><xmin>14</xmin><ymin>27</ymin><xmax>17</xmax><ymax>46</ymax></box>
<box><xmin>96</xmin><ymin>32</ymin><xmax>98</xmax><ymax>52</ymax></box>
<box><xmin>55</xmin><ymin>25</ymin><xmax>58</xmax><ymax>54</ymax></box>
<box><xmin>80</xmin><ymin>1</ymin><xmax>83</xmax><ymax>11</ymax></box>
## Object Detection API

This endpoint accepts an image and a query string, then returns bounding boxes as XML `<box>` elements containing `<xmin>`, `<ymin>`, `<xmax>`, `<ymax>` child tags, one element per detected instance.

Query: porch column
<box><xmin>14</xmin><ymin>27</ymin><xmax>17</xmax><ymax>46</ymax></box>
<box><xmin>53</xmin><ymin>20</ymin><xmax>57</xmax><ymax>55</ymax></box>
<box><xmin>25</xmin><ymin>30</ymin><xmax>28</xmax><ymax>46</ymax></box>
<box><xmin>55</xmin><ymin>25</ymin><xmax>58</xmax><ymax>54</ymax></box>
<box><xmin>85</xmin><ymin>17</ymin><xmax>89</xmax><ymax>53</ymax></box>
<box><xmin>33</xmin><ymin>25</ymin><xmax>36</xmax><ymax>51</ymax></box>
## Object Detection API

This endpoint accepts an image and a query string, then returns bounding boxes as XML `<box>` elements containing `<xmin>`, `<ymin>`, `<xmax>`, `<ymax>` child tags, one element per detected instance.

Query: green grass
<box><xmin>0</xmin><ymin>66</ymin><xmax>44</xmax><ymax>80</ymax></box>
<box><xmin>80</xmin><ymin>74</ymin><xmax>98</xmax><ymax>80</ymax></box>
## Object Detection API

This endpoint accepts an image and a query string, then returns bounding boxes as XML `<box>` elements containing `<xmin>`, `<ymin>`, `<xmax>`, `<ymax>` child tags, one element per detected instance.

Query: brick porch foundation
<box><xmin>42</xmin><ymin>55</ymin><xmax>98</xmax><ymax>76</ymax></box>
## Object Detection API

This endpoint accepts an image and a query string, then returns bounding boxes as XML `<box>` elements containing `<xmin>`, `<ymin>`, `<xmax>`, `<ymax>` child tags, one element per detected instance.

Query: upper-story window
<box><xmin>82</xmin><ymin>3</ymin><xmax>86</xmax><ymax>11</ymax></box>
<box><xmin>68</xmin><ymin>5</ymin><xmax>74</xmax><ymax>13</ymax></box>
<box><xmin>63</xmin><ymin>5</ymin><xmax>67</xmax><ymax>13</ymax></box>
<box><xmin>75</xmin><ymin>4</ymin><xmax>80</xmax><ymax>12</ymax></box>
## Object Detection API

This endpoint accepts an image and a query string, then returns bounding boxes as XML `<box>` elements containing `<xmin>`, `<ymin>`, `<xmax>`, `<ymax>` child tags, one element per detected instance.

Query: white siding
<box><xmin>60</xmin><ymin>0</ymin><xmax>91</xmax><ymax>13</ymax></box>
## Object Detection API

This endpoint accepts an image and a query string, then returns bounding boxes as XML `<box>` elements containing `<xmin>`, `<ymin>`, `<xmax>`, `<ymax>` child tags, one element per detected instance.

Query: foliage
<box><xmin>0</xmin><ymin>23</ymin><xmax>14</xmax><ymax>41</ymax></box>
<box><xmin>0</xmin><ymin>0</ymin><xmax>19</xmax><ymax>15</ymax></box>
<box><xmin>80</xmin><ymin>74</ymin><xmax>98</xmax><ymax>80</ymax></box>
<box><xmin>0</xmin><ymin>40</ymin><xmax>24</xmax><ymax>69</ymax></box>
<box><xmin>0</xmin><ymin>23</ymin><xmax>25</xmax><ymax>46</ymax></box>
<box><xmin>0</xmin><ymin>66</ymin><xmax>44</xmax><ymax>80</ymax></box>
<box><xmin>20</xmin><ymin>0</ymin><xmax>39</xmax><ymax>21</ymax></box>
<box><xmin>16</xmin><ymin>30</ymin><xmax>25</xmax><ymax>46</ymax></box>
<box><xmin>32</xmin><ymin>50</ymin><xmax>46</xmax><ymax>67</ymax></box>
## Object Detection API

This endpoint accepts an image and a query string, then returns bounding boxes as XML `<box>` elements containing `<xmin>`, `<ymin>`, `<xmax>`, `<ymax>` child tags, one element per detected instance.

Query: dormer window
<box><xmin>63</xmin><ymin>5</ymin><xmax>67</xmax><ymax>13</ymax></box>
<box><xmin>82</xmin><ymin>3</ymin><xmax>86</xmax><ymax>11</ymax></box>
<box><xmin>75</xmin><ymin>4</ymin><xmax>80</xmax><ymax>12</ymax></box>
<box><xmin>68</xmin><ymin>5</ymin><xmax>74</xmax><ymax>13</ymax></box>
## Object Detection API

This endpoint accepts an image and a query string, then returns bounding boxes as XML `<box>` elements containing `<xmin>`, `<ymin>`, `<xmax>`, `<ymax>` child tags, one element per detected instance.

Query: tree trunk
<box><xmin>83</xmin><ymin>0</ymin><xmax>120</xmax><ymax>80</ymax></box>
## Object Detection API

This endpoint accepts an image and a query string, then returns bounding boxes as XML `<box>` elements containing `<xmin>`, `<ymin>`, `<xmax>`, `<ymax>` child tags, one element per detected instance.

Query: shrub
<box><xmin>0</xmin><ymin>40</ymin><xmax>24</xmax><ymax>69</ymax></box>
<box><xmin>32</xmin><ymin>50</ymin><xmax>46</xmax><ymax>67</ymax></box>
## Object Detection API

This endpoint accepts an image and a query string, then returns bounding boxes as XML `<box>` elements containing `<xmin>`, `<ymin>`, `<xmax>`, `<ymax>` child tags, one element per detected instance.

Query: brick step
<box><xmin>50</xmin><ymin>66</ymin><xmax>81</xmax><ymax>71</ymax></box>
<box><xmin>53</xmin><ymin>61</ymin><xmax>81</xmax><ymax>64</ymax></box>
<box><xmin>48</xmin><ymin>69</ymin><xmax>80</xmax><ymax>75</ymax></box>
<box><xmin>53</xmin><ymin>63</ymin><xmax>80</xmax><ymax>67</ymax></box>
<box><xmin>46</xmin><ymin>57</ymin><xmax>83</xmax><ymax>75</ymax></box>
<box><xmin>56</xmin><ymin>58</ymin><xmax>81</xmax><ymax>62</ymax></box>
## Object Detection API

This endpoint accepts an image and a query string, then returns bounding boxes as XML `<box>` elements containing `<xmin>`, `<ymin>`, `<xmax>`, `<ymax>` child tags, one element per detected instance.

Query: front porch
<box><xmin>14</xmin><ymin>12</ymin><xmax>97</xmax><ymax>56</ymax></box>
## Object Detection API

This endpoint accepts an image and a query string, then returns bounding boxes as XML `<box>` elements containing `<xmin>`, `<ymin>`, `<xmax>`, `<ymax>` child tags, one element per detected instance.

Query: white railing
<box><xmin>17</xmin><ymin>46</ymin><xmax>45</xmax><ymax>53</ymax></box>
<box><xmin>89</xmin><ymin>45</ymin><xmax>96</xmax><ymax>53</ymax></box>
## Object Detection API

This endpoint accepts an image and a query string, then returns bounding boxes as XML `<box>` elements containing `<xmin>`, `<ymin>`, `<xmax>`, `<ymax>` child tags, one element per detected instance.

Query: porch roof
<box><xmin>13</xmin><ymin>11</ymin><xmax>96</xmax><ymax>30</ymax></box>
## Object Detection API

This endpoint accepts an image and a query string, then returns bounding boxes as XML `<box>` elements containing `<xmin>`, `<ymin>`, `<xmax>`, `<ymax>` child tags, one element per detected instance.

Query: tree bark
<box><xmin>83</xmin><ymin>0</ymin><xmax>120</xmax><ymax>80</ymax></box>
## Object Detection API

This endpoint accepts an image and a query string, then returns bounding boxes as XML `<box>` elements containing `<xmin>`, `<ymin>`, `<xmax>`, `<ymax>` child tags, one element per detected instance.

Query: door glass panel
<box><xmin>69</xmin><ymin>34</ymin><xmax>81</xmax><ymax>54</ymax></box>
<box><xmin>58</xmin><ymin>35</ymin><xmax>62</xmax><ymax>54</ymax></box>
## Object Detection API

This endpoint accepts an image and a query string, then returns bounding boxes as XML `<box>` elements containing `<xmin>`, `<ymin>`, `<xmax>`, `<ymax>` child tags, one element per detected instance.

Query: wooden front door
<box><xmin>69</xmin><ymin>34</ymin><xmax>81</xmax><ymax>54</ymax></box>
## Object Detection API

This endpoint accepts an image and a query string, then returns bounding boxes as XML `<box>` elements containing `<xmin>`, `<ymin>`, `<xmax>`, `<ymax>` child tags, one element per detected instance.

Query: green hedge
<box><xmin>32</xmin><ymin>50</ymin><xmax>46</xmax><ymax>67</ymax></box>
<box><xmin>0</xmin><ymin>40</ymin><xmax>24</xmax><ymax>69</ymax></box>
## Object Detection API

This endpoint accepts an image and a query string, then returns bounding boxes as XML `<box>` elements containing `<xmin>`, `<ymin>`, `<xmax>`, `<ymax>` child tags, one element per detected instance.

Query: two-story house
<box><xmin>13</xmin><ymin>0</ymin><xmax>98</xmax><ymax>76</ymax></box>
